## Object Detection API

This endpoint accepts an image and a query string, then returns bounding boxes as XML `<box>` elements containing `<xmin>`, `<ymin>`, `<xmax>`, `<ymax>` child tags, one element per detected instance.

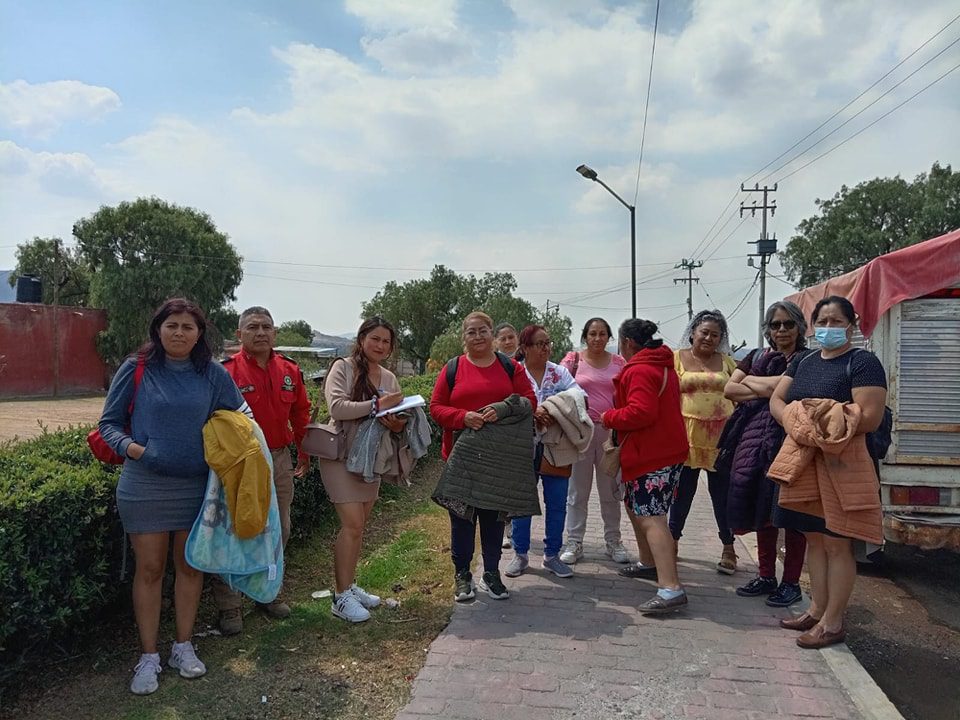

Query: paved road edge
<box><xmin>736</xmin><ymin>533</ymin><xmax>905</xmax><ymax>720</ymax></box>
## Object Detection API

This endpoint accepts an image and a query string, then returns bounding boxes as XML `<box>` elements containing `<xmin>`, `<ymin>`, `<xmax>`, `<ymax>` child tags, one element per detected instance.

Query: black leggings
<box><xmin>668</xmin><ymin>466</ymin><xmax>734</xmax><ymax>545</ymax></box>
<box><xmin>449</xmin><ymin>509</ymin><xmax>504</xmax><ymax>574</ymax></box>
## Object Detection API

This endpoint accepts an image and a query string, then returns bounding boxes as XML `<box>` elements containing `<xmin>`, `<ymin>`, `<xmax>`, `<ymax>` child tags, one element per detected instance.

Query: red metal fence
<box><xmin>0</xmin><ymin>303</ymin><xmax>108</xmax><ymax>398</ymax></box>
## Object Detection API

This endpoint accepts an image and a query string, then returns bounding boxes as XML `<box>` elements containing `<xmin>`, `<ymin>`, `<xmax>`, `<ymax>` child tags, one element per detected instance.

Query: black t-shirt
<box><xmin>785</xmin><ymin>348</ymin><xmax>887</xmax><ymax>403</ymax></box>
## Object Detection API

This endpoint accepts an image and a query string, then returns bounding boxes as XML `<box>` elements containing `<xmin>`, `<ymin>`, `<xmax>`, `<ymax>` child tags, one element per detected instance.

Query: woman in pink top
<box><xmin>557</xmin><ymin>318</ymin><xmax>630</xmax><ymax>565</ymax></box>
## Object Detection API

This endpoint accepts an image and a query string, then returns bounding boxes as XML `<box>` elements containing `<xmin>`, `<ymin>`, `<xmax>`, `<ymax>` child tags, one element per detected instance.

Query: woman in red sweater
<box><xmin>430</xmin><ymin>311</ymin><xmax>537</xmax><ymax>603</ymax></box>
<box><xmin>601</xmin><ymin>318</ymin><xmax>690</xmax><ymax>614</ymax></box>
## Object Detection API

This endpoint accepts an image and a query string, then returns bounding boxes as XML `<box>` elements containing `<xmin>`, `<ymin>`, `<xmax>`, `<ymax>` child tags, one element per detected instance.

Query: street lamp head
<box><xmin>576</xmin><ymin>164</ymin><xmax>598</xmax><ymax>180</ymax></box>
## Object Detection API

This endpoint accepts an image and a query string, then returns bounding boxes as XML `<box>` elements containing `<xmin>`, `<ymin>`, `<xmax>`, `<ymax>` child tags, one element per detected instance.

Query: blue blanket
<box><xmin>185</xmin><ymin>423</ymin><xmax>283</xmax><ymax>604</ymax></box>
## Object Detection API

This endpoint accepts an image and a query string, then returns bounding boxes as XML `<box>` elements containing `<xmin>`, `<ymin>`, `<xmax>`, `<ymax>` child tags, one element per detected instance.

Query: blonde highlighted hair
<box><xmin>461</xmin><ymin>311</ymin><xmax>494</xmax><ymax>333</ymax></box>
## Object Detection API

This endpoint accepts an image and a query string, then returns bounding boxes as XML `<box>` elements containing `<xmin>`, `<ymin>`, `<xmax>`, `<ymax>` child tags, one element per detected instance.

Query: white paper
<box><xmin>376</xmin><ymin>394</ymin><xmax>425</xmax><ymax>417</ymax></box>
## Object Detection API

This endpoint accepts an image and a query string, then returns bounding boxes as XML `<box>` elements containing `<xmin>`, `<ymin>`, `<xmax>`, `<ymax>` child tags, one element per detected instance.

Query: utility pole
<box><xmin>740</xmin><ymin>183</ymin><xmax>778</xmax><ymax>347</ymax></box>
<box><xmin>52</xmin><ymin>238</ymin><xmax>61</xmax><ymax>397</ymax></box>
<box><xmin>674</xmin><ymin>258</ymin><xmax>703</xmax><ymax>321</ymax></box>
<box><xmin>545</xmin><ymin>300</ymin><xmax>559</xmax><ymax>316</ymax></box>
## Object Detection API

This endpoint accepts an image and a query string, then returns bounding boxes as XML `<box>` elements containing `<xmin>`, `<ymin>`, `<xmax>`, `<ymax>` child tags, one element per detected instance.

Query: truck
<box><xmin>786</xmin><ymin>228</ymin><xmax>960</xmax><ymax>552</ymax></box>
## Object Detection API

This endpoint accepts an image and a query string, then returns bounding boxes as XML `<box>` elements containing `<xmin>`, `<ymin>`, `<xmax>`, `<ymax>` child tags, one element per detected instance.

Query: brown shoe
<box><xmin>218</xmin><ymin>607</ymin><xmax>243</xmax><ymax>636</ymax></box>
<box><xmin>717</xmin><ymin>545</ymin><xmax>738</xmax><ymax>575</ymax></box>
<box><xmin>780</xmin><ymin>613</ymin><xmax>820</xmax><ymax>631</ymax></box>
<box><xmin>797</xmin><ymin>625</ymin><xmax>846</xmax><ymax>649</ymax></box>
<box><xmin>257</xmin><ymin>600</ymin><xmax>291</xmax><ymax>619</ymax></box>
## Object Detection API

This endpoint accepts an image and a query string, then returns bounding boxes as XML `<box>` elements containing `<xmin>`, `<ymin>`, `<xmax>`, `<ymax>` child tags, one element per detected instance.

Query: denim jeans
<box><xmin>512</xmin><ymin>473</ymin><xmax>569</xmax><ymax>557</ymax></box>
<box><xmin>668</xmin><ymin>465</ymin><xmax>734</xmax><ymax>545</ymax></box>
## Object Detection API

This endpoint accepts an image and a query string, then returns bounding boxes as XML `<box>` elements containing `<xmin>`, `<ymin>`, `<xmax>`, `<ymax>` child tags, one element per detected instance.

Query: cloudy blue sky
<box><xmin>1</xmin><ymin>0</ymin><xmax>958</xmax><ymax>347</ymax></box>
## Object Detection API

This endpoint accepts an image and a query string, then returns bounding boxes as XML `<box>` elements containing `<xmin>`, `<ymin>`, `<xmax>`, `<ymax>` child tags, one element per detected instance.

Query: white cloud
<box><xmin>344</xmin><ymin>0</ymin><xmax>458</xmax><ymax>32</ymax></box>
<box><xmin>0</xmin><ymin>140</ymin><xmax>105</xmax><ymax>197</ymax></box>
<box><xmin>0</xmin><ymin>79</ymin><xmax>120</xmax><ymax>137</ymax></box>
<box><xmin>361</xmin><ymin>28</ymin><xmax>475</xmax><ymax>75</ymax></box>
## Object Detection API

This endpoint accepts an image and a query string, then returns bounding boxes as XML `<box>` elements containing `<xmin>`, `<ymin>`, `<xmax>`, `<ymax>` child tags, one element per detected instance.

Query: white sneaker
<box><xmin>168</xmin><ymin>641</ymin><xmax>206</xmax><ymax>679</ymax></box>
<box><xmin>332</xmin><ymin>590</ymin><xmax>371</xmax><ymax>623</ymax></box>
<box><xmin>350</xmin><ymin>583</ymin><xmax>381</xmax><ymax>609</ymax></box>
<box><xmin>559</xmin><ymin>541</ymin><xmax>583</xmax><ymax>564</ymax></box>
<box><xmin>606</xmin><ymin>541</ymin><xmax>630</xmax><ymax>564</ymax></box>
<box><xmin>130</xmin><ymin>653</ymin><xmax>162</xmax><ymax>695</ymax></box>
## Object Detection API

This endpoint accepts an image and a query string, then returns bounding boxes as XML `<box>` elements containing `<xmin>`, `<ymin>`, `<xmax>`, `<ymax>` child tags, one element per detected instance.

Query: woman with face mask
<box><xmin>668</xmin><ymin>310</ymin><xmax>738</xmax><ymax>575</ymax></box>
<box><xmin>769</xmin><ymin>296</ymin><xmax>887</xmax><ymax>649</ymax></box>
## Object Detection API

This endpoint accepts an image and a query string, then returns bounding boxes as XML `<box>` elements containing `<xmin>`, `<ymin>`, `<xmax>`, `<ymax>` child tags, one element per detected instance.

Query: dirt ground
<box><xmin>0</xmin><ymin>396</ymin><xmax>105</xmax><ymax>442</ymax></box>
<box><xmin>845</xmin><ymin>544</ymin><xmax>960</xmax><ymax>720</ymax></box>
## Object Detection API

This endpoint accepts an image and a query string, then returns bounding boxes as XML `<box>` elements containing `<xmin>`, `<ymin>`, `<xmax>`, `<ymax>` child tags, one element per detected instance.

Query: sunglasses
<box><xmin>529</xmin><ymin>340</ymin><xmax>553</xmax><ymax>349</ymax></box>
<box><xmin>768</xmin><ymin>320</ymin><xmax>797</xmax><ymax>331</ymax></box>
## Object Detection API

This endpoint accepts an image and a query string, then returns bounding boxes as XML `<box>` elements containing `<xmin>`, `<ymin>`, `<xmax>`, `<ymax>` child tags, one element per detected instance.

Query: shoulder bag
<box><xmin>87</xmin><ymin>354</ymin><xmax>146</xmax><ymax>464</ymax></box>
<box><xmin>599</xmin><ymin>367</ymin><xmax>669</xmax><ymax>477</ymax></box>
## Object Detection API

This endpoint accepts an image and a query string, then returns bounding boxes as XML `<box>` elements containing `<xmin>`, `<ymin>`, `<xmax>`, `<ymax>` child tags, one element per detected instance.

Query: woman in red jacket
<box><xmin>430</xmin><ymin>311</ymin><xmax>537</xmax><ymax>603</ymax></box>
<box><xmin>601</xmin><ymin>319</ymin><xmax>690</xmax><ymax>614</ymax></box>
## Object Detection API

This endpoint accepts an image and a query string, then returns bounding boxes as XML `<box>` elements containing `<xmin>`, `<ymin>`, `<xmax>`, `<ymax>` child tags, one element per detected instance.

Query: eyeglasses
<box><xmin>464</xmin><ymin>328</ymin><xmax>492</xmax><ymax>338</ymax></box>
<box><xmin>529</xmin><ymin>340</ymin><xmax>553</xmax><ymax>349</ymax></box>
<box><xmin>768</xmin><ymin>320</ymin><xmax>797</xmax><ymax>331</ymax></box>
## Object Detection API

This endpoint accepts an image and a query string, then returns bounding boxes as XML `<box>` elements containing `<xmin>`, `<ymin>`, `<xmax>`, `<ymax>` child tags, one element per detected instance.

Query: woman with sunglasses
<box><xmin>722</xmin><ymin>301</ymin><xmax>811</xmax><ymax>608</ymax></box>
<box><xmin>505</xmin><ymin>324</ymin><xmax>584</xmax><ymax>579</ymax></box>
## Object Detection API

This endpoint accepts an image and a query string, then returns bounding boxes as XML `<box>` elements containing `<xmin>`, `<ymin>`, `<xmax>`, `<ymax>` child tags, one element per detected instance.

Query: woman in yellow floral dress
<box><xmin>668</xmin><ymin>309</ymin><xmax>738</xmax><ymax>574</ymax></box>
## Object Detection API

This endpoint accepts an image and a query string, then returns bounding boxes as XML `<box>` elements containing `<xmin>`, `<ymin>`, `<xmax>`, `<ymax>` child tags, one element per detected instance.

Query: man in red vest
<box><xmin>214</xmin><ymin>306</ymin><xmax>311</xmax><ymax>634</ymax></box>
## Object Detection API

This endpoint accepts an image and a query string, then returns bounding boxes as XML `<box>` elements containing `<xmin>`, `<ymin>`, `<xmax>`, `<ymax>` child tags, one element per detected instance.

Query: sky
<box><xmin>1</xmin><ymin>0</ymin><xmax>958</xmax><ymax>348</ymax></box>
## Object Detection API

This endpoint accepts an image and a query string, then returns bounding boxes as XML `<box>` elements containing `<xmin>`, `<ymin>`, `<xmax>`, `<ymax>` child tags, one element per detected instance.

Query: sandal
<box><xmin>639</xmin><ymin>591</ymin><xmax>688</xmax><ymax>615</ymax></box>
<box><xmin>618</xmin><ymin>563</ymin><xmax>658</xmax><ymax>579</ymax></box>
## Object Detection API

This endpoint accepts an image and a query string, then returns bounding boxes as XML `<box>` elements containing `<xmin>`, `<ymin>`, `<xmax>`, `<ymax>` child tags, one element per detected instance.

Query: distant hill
<box><xmin>312</xmin><ymin>331</ymin><xmax>354</xmax><ymax>355</ymax></box>
<box><xmin>0</xmin><ymin>271</ymin><xmax>16</xmax><ymax>303</ymax></box>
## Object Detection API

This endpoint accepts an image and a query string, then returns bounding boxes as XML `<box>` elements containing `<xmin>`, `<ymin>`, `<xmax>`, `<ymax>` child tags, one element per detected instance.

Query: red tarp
<box><xmin>786</xmin><ymin>228</ymin><xmax>960</xmax><ymax>338</ymax></box>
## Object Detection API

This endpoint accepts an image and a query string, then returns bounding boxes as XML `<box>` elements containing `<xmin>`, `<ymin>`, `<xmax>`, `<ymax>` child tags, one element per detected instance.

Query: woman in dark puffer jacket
<box><xmin>720</xmin><ymin>300</ymin><xmax>810</xmax><ymax>608</ymax></box>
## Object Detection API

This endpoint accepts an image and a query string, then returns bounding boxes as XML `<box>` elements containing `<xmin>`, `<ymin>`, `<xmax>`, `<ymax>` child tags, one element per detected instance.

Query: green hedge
<box><xmin>0</xmin><ymin>372</ymin><xmax>440</xmax><ymax>692</ymax></box>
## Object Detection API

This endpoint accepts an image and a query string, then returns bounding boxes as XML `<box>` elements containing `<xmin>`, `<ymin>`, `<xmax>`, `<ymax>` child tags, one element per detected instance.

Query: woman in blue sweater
<box><xmin>98</xmin><ymin>298</ymin><xmax>249</xmax><ymax>696</ymax></box>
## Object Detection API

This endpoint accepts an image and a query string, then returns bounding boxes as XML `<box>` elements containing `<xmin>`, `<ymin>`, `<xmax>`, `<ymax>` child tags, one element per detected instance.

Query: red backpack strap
<box><xmin>127</xmin><ymin>354</ymin><xmax>146</xmax><ymax>415</ymax></box>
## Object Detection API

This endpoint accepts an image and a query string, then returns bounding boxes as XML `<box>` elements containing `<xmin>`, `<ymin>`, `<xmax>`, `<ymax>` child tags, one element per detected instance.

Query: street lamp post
<box><xmin>576</xmin><ymin>164</ymin><xmax>637</xmax><ymax>318</ymax></box>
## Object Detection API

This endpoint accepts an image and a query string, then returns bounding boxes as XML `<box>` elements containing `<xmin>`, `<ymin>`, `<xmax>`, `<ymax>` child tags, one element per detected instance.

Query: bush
<box><xmin>0</xmin><ymin>429</ymin><xmax>125</xmax><ymax>689</ymax></box>
<box><xmin>0</xmin><ymin>374</ymin><xmax>441</xmax><ymax>691</ymax></box>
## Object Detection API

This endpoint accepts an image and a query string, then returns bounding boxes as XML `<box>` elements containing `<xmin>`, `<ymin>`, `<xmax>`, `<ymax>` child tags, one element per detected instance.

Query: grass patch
<box><xmin>2</xmin><ymin>460</ymin><xmax>453</xmax><ymax>720</ymax></box>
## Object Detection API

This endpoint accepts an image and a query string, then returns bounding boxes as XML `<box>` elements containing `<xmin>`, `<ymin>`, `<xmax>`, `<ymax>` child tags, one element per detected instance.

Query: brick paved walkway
<box><xmin>396</xmin><ymin>475</ymin><xmax>868</xmax><ymax>720</ymax></box>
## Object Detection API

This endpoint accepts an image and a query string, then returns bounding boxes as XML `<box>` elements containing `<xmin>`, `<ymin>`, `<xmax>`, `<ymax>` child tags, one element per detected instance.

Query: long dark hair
<box><xmin>350</xmin><ymin>316</ymin><xmax>396</xmax><ymax>402</ymax></box>
<box><xmin>580</xmin><ymin>317</ymin><xmax>613</xmax><ymax>342</ymax></box>
<box><xmin>138</xmin><ymin>297</ymin><xmax>212</xmax><ymax>373</ymax></box>
<box><xmin>619</xmin><ymin>318</ymin><xmax>663</xmax><ymax>349</ymax></box>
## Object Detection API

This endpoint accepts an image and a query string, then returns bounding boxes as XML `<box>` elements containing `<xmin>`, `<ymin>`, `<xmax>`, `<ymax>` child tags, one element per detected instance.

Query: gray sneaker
<box><xmin>130</xmin><ymin>653</ymin><xmax>162</xmax><ymax>695</ymax></box>
<box><xmin>503</xmin><ymin>553</ymin><xmax>529</xmax><ymax>578</ymax></box>
<box><xmin>542</xmin><ymin>555</ymin><xmax>574</xmax><ymax>578</ymax></box>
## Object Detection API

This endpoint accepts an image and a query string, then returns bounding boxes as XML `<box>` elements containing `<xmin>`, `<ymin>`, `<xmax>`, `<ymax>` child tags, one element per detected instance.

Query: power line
<box><xmin>727</xmin><ymin>271</ymin><xmax>762</xmax><ymax>321</ymax></box>
<box><xmin>744</xmin><ymin>11</ymin><xmax>960</xmax><ymax>187</ymax></box>
<box><xmin>775</xmin><ymin>59</ymin><xmax>960</xmax><ymax>183</ymax></box>
<box><xmin>687</xmin><ymin>13</ymin><xmax>960</xmax><ymax>266</ymax></box>
<box><xmin>701</xmin><ymin>215</ymin><xmax>751</xmax><ymax>261</ymax></box>
<box><xmin>633</xmin><ymin>0</ymin><xmax>661</xmax><ymax>206</ymax></box>
<box><xmin>762</xmin><ymin>34</ymin><xmax>960</xmax><ymax>184</ymax></box>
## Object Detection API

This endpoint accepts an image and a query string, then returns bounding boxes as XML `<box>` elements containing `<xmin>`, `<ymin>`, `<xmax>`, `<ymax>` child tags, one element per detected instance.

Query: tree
<box><xmin>781</xmin><ymin>163</ymin><xmax>960</xmax><ymax>287</ymax></box>
<box><xmin>8</xmin><ymin>237</ymin><xmax>90</xmax><ymax>306</ymax></box>
<box><xmin>364</xmin><ymin>265</ymin><xmax>575</xmax><ymax>372</ymax></box>
<box><xmin>276</xmin><ymin>320</ymin><xmax>313</xmax><ymax>347</ymax></box>
<box><xmin>73</xmin><ymin>197</ymin><xmax>243</xmax><ymax>364</ymax></box>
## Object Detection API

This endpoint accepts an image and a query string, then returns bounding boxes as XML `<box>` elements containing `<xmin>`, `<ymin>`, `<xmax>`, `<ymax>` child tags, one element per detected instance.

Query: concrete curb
<box><xmin>736</xmin><ymin>533</ymin><xmax>905</xmax><ymax>720</ymax></box>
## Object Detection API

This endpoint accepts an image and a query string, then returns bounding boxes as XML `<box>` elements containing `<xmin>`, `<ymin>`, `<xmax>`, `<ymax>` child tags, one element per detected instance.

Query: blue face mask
<box><xmin>815</xmin><ymin>326</ymin><xmax>849</xmax><ymax>349</ymax></box>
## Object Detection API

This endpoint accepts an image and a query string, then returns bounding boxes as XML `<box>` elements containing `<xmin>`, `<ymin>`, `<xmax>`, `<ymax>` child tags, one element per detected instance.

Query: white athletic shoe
<box><xmin>606</xmin><ymin>541</ymin><xmax>630</xmax><ymax>564</ymax></box>
<box><xmin>559</xmin><ymin>541</ymin><xmax>583</xmax><ymax>564</ymax></box>
<box><xmin>130</xmin><ymin>653</ymin><xmax>162</xmax><ymax>695</ymax></box>
<box><xmin>168</xmin><ymin>641</ymin><xmax>206</xmax><ymax>679</ymax></box>
<box><xmin>350</xmin><ymin>584</ymin><xmax>381</xmax><ymax>609</ymax></box>
<box><xmin>332</xmin><ymin>590</ymin><xmax>371</xmax><ymax>623</ymax></box>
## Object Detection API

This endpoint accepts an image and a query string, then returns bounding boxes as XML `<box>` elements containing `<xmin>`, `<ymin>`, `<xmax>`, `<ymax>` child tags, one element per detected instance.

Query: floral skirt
<box><xmin>623</xmin><ymin>463</ymin><xmax>684</xmax><ymax>517</ymax></box>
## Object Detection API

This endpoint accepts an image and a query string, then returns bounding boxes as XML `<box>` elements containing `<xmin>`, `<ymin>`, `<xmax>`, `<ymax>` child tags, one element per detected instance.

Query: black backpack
<box><xmin>445</xmin><ymin>351</ymin><xmax>515</xmax><ymax>391</ymax></box>
<box><xmin>846</xmin><ymin>350</ymin><xmax>893</xmax><ymax>461</ymax></box>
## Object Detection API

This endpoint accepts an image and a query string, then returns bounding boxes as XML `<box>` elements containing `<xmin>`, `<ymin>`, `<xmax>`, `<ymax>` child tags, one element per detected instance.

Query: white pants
<box><xmin>564</xmin><ymin>426</ymin><xmax>622</xmax><ymax>544</ymax></box>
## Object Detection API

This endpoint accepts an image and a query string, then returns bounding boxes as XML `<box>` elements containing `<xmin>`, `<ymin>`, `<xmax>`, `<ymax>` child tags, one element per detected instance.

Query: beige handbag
<box><xmin>600</xmin><ymin>367</ymin><xmax>669</xmax><ymax>477</ymax></box>
<box><xmin>302</xmin><ymin>407</ymin><xmax>345</xmax><ymax>461</ymax></box>
<box><xmin>302</xmin><ymin>359</ymin><xmax>347</xmax><ymax>460</ymax></box>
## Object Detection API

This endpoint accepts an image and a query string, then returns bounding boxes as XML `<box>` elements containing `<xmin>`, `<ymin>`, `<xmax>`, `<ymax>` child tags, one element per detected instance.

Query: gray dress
<box><xmin>98</xmin><ymin>356</ymin><xmax>245</xmax><ymax>533</ymax></box>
